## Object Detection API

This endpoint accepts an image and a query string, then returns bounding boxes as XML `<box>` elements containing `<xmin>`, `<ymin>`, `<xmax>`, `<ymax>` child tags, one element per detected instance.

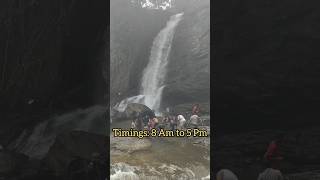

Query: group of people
<box><xmin>131</xmin><ymin>110</ymin><xmax>160</xmax><ymax>130</ymax></box>
<box><xmin>162</xmin><ymin>114</ymin><xmax>186</xmax><ymax>130</ymax></box>
<box><xmin>131</xmin><ymin>104</ymin><xmax>202</xmax><ymax>131</ymax></box>
<box><xmin>162</xmin><ymin>113</ymin><xmax>202</xmax><ymax>130</ymax></box>
<box><xmin>161</xmin><ymin>104</ymin><xmax>202</xmax><ymax>130</ymax></box>
<box><xmin>216</xmin><ymin>134</ymin><xmax>285</xmax><ymax>180</ymax></box>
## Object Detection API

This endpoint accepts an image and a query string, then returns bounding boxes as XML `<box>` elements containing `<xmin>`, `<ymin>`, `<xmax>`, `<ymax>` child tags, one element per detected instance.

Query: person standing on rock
<box><xmin>258</xmin><ymin>134</ymin><xmax>285</xmax><ymax>180</ymax></box>
<box><xmin>264</xmin><ymin>134</ymin><xmax>284</xmax><ymax>169</ymax></box>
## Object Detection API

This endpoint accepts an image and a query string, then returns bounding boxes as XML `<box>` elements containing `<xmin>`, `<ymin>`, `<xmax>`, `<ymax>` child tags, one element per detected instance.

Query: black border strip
<box><xmin>210</xmin><ymin>0</ymin><xmax>214</xmax><ymax>178</ymax></box>
<box><xmin>106</xmin><ymin>0</ymin><xmax>110</xmax><ymax>178</ymax></box>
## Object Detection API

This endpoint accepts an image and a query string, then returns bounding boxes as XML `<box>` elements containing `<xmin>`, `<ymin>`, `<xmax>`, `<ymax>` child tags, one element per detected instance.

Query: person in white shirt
<box><xmin>216</xmin><ymin>169</ymin><xmax>238</xmax><ymax>180</ymax></box>
<box><xmin>257</xmin><ymin>168</ymin><xmax>283</xmax><ymax>180</ymax></box>
<box><xmin>177</xmin><ymin>114</ymin><xmax>186</xmax><ymax>129</ymax></box>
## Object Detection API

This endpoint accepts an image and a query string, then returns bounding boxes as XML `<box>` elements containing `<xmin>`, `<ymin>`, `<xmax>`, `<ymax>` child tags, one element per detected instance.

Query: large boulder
<box><xmin>111</xmin><ymin>103</ymin><xmax>155</xmax><ymax>123</ymax></box>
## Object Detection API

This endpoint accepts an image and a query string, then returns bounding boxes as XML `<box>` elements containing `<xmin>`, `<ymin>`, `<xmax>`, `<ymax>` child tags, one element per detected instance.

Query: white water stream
<box><xmin>114</xmin><ymin>13</ymin><xmax>184</xmax><ymax>114</ymax></box>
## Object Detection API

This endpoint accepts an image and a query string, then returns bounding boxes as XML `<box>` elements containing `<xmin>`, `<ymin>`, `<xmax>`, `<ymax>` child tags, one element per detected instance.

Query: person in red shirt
<box><xmin>264</xmin><ymin>134</ymin><xmax>284</xmax><ymax>169</ymax></box>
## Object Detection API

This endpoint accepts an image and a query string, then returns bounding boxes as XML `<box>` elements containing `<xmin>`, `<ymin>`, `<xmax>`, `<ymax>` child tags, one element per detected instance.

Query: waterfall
<box><xmin>140</xmin><ymin>12</ymin><xmax>183</xmax><ymax>112</ymax></box>
<box><xmin>114</xmin><ymin>13</ymin><xmax>183</xmax><ymax>114</ymax></box>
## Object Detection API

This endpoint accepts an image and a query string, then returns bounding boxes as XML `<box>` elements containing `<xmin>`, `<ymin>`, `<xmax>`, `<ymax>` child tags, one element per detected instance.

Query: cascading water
<box><xmin>114</xmin><ymin>13</ymin><xmax>184</xmax><ymax>114</ymax></box>
<box><xmin>140</xmin><ymin>12</ymin><xmax>183</xmax><ymax>112</ymax></box>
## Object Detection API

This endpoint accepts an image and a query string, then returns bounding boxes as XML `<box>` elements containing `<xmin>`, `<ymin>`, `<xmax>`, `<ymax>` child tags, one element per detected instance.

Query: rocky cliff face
<box><xmin>0</xmin><ymin>0</ymin><xmax>107</xmax><ymax>113</ymax></box>
<box><xmin>164</xmin><ymin>0</ymin><xmax>210</xmax><ymax>106</ymax></box>
<box><xmin>110</xmin><ymin>0</ymin><xmax>210</xmax><ymax>108</ymax></box>
<box><xmin>0</xmin><ymin>0</ymin><xmax>107</xmax><ymax>145</ymax></box>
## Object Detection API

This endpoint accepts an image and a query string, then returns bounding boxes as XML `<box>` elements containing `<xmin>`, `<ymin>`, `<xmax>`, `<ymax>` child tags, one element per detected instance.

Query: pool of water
<box><xmin>110</xmin><ymin>120</ymin><xmax>210</xmax><ymax>179</ymax></box>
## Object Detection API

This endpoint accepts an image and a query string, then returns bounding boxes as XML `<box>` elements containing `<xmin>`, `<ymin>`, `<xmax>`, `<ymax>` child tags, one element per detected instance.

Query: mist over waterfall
<box><xmin>114</xmin><ymin>13</ymin><xmax>184</xmax><ymax>113</ymax></box>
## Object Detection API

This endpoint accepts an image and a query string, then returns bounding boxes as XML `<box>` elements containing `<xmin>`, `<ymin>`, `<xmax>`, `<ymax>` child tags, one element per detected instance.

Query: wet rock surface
<box><xmin>111</xmin><ymin>103</ymin><xmax>154</xmax><ymax>122</ymax></box>
<box><xmin>189</xmin><ymin>126</ymin><xmax>210</xmax><ymax>149</ymax></box>
<box><xmin>168</xmin><ymin>102</ymin><xmax>210</xmax><ymax>117</ymax></box>
<box><xmin>155</xmin><ymin>125</ymin><xmax>210</xmax><ymax>151</ymax></box>
<box><xmin>110</xmin><ymin>136</ymin><xmax>152</xmax><ymax>155</ymax></box>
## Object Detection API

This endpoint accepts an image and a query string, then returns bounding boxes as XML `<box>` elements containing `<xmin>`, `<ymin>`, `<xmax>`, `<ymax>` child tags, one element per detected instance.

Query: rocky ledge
<box><xmin>1</xmin><ymin>130</ymin><xmax>108</xmax><ymax>180</ymax></box>
<box><xmin>110</xmin><ymin>136</ymin><xmax>152</xmax><ymax>155</ymax></box>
